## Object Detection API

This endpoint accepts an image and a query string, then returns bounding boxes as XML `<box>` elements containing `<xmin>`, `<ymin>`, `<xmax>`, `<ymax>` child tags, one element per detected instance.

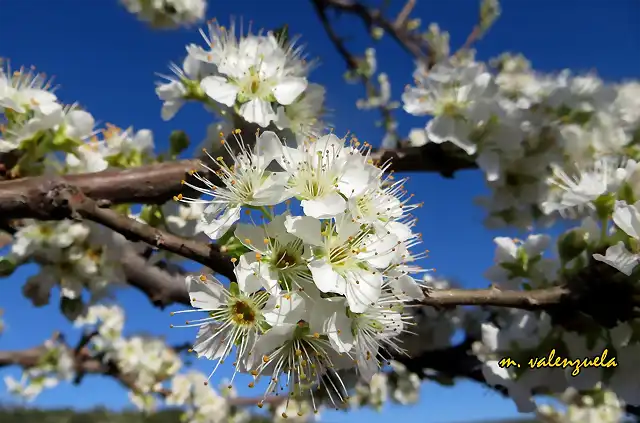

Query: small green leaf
<box><xmin>229</xmin><ymin>282</ymin><xmax>240</xmax><ymax>296</ymax></box>
<box><xmin>0</xmin><ymin>256</ymin><xmax>17</xmax><ymax>277</ymax></box>
<box><xmin>169</xmin><ymin>130</ymin><xmax>190</xmax><ymax>157</ymax></box>
<box><xmin>60</xmin><ymin>297</ymin><xmax>84</xmax><ymax>321</ymax></box>
<box><xmin>618</xmin><ymin>182</ymin><xmax>636</xmax><ymax>205</ymax></box>
<box><xmin>557</xmin><ymin>229</ymin><xmax>588</xmax><ymax>264</ymax></box>
<box><xmin>594</xmin><ymin>193</ymin><xmax>616</xmax><ymax>220</ymax></box>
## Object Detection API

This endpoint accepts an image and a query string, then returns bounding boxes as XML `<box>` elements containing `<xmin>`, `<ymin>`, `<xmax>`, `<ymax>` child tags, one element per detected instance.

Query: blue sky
<box><xmin>0</xmin><ymin>0</ymin><xmax>639</xmax><ymax>422</ymax></box>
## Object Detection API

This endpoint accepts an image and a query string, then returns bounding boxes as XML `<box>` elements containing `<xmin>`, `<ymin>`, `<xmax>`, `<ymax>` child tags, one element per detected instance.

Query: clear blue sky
<box><xmin>0</xmin><ymin>1</ymin><xmax>638</xmax><ymax>422</ymax></box>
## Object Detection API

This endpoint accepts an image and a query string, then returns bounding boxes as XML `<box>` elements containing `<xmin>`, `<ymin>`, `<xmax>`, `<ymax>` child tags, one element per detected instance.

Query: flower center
<box><xmin>87</xmin><ymin>248</ymin><xmax>102</xmax><ymax>262</ymax></box>
<box><xmin>38</xmin><ymin>226</ymin><xmax>53</xmax><ymax>236</ymax></box>
<box><xmin>230</xmin><ymin>300</ymin><xmax>257</xmax><ymax>325</ymax></box>
<box><xmin>250</xmin><ymin>78</ymin><xmax>260</xmax><ymax>94</ymax></box>
<box><xmin>272</xmin><ymin>248</ymin><xmax>299</xmax><ymax>270</ymax></box>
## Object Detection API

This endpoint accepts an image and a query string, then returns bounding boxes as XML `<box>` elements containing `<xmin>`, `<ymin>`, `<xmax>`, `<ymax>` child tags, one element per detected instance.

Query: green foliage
<box><xmin>168</xmin><ymin>131</ymin><xmax>190</xmax><ymax>158</ymax></box>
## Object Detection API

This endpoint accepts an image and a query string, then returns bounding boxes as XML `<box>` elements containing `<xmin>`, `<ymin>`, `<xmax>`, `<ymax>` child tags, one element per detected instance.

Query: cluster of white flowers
<box><xmin>166</xmin><ymin>372</ymin><xmax>232</xmax><ymax>423</ymax></box>
<box><xmin>172</xmin><ymin>128</ymin><xmax>427</xmax><ymax>414</ymax></box>
<box><xmin>74</xmin><ymin>305</ymin><xmax>182</xmax><ymax>412</ymax></box>
<box><xmin>0</xmin><ymin>64</ymin><xmax>155</xmax><ymax>176</ymax></box>
<box><xmin>8</xmin><ymin>221</ymin><xmax>126</xmax><ymax>307</ymax></box>
<box><xmin>537</xmin><ymin>386</ymin><xmax>625</xmax><ymax>423</ymax></box>
<box><xmin>403</xmin><ymin>52</ymin><xmax>640</xmax><ymax>229</ymax></box>
<box><xmin>347</xmin><ymin>360</ymin><xmax>421</xmax><ymax>412</ymax></box>
<box><xmin>156</xmin><ymin>21</ymin><xmax>326</xmax><ymax>142</ymax></box>
<box><xmin>120</xmin><ymin>0</ymin><xmax>206</xmax><ymax>29</ymax></box>
<box><xmin>597</xmin><ymin>197</ymin><xmax>640</xmax><ymax>275</ymax></box>
<box><xmin>4</xmin><ymin>6</ymin><xmax>640</xmax><ymax>420</ymax></box>
<box><xmin>402</xmin><ymin>275</ymin><xmax>463</xmax><ymax>355</ymax></box>
<box><xmin>483</xmin><ymin>234</ymin><xmax>558</xmax><ymax>290</ymax></box>
<box><xmin>4</xmin><ymin>338</ymin><xmax>74</xmax><ymax>402</ymax></box>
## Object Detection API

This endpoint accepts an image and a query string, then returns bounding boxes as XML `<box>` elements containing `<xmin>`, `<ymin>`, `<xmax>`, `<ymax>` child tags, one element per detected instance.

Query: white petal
<box><xmin>272</xmin><ymin>77</ymin><xmax>308</xmax><ymax>105</ymax></box>
<box><xmin>234</xmin><ymin>253</ymin><xmax>268</xmax><ymax>294</ymax></box>
<box><xmin>234</xmin><ymin>223</ymin><xmax>268</xmax><ymax>253</ymax></box>
<box><xmin>301</xmin><ymin>192</ymin><xmax>347</xmax><ymax>219</ymax></box>
<box><xmin>284</xmin><ymin>215</ymin><xmax>323</xmax><ymax>247</ymax></box>
<box><xmin>255</xmin><ymin>131</ymin><xmax>284</xmax><ymax>165</ymax></box>
<box><xmin>385</xmin><ymin>221</ymin><xmax>413</xmax><ymax>242</ymax></box>
<box><xmin>65</xmin><ymin>110</ymin><xmax>94</xmax><ymax>139</ymax></box>
<box><xmin>480</xmin><ymin>323</ymin><xmax>500</xmax><ymax>351</ymax></box>
<box><xmin>328</xmin><ymin>312</ymin><xmax>355</xmax><ymax>353</ymax></box>
<box><xmin>200</xmin><ymin>204</ymin><xmax>241</xmax><ymax>240</ymax></box>
<box><xmin>408</xmin><ymin>128</ymin><xmax>428</xmax><ymax>147</ymax></box>
<box><xmin>389</xmin><ymin>272</ymin><xmax>424</xmax><ymax>300</ymax></box>
<box><xmin>613</xmin><ymin>201</ymin><xmax>640</xmax><ymax>239</ymax></box>
<box><xmin>356</xmin><ymin>342</ymin><xmax>379</xmax><ymax>382</ymax></box>
<box><xmin>239</xmin><ymin>98</ymin><xmax>276</xmax><ymax>127</ymax></box>
<box><xmin>200</xmin><ymin>76</ymin><xmax>239</xmax><ymax>107</ymax></box>
<box><xmin>250</xmin><ymin>172</ymin><xmax>292</xmax><ymax>205</ymax></box>
<box><xmin>493</xmin><ymin>237</ymin><xmax>518</xmax><ymax>261</ymax></box>
<box><xmin>185</xmin><ymin>275</ymin><xmax>225</xmax><ymax>309</ymax></box>
<box><xmin>263</xmin><ymin>292</ymin><xmax>306</xmax><ymax>326</ymax></box>
<box><xmin>161</xmin><ymin>100</ymin><xmax>184</xmax><ymax>121</ymax></box>
<box><xmin>308</xmin><ymin>259</ymin><xmax>347</xmax><ymax>294</ymax></box>
<box><xmin>248</xmin><ymin>324</ymin><xmax>295</xmax><ymax>370</ymax></box>
<box><xmin>476</xmin><ymin>150</ymin><xmax>500</xmax><ymax>182</ymax></box>
<box><xmin>345</xmin><ymin>269</ymin><xmax>383</xmax><ymax>313</ymax></box>
<box><xmin>193</xmin><ymin>323</ymin><xmax>226</xmax><ymax>360</ymax></box>
<box><xmin>522</xmin><ymin>234</ymin><xmax>550</xmax><ymax>257</ymax></box>
<box><xmin>593</xmin><ymin>242</ymin><xmax>639</xmax><ymax>276</ymax></box>
<box><xmin>361</xmin><ymin>233</ymin><xmax>400</xmax><ymax>268</ymax></box>
<box><xmin>427</xmin><ymin>116</ymin><xmax>476</xmax><ymax>155</ymax></box>
<box><xmin>337</xmin><ymin>165</ymin><xmax>375</xmax><ymax>198</ymax></box>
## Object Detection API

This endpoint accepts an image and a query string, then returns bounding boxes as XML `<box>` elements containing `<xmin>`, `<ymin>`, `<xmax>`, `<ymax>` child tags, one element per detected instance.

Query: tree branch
<box><xmin>2</xmin><ymin>179</ymin><xmax>577</xmax><ymax>314</ymax></box>
<box><xmin>121</xmin><ymin>248</ymin><xmax>191</xmax><ymax>307</ymax></box>
<box><xmin>314</xmin><ymin>0</ymin><xmax>432</xmax><ymax>63</ymax></box>
<box><xmin>3</xmin><ymin>177</ymin><xmax>637</xmax><ymax>324</ymax></box>
<box><xmin>38</xmin><ymin>181</ymin><xmax>236</xmax><ymax>282</ymax></box>
<box><xmin>0</xmin><ymin>339</ymin><xmax>281</xmax><ymax>408</ymax></box>
<box><xmin>421</xmin><ymin>285</ymin><xmax>570</xmax><ymax>310</ymax></box>
<box><xmin>0</xmin><ymin>145</ymin><xmax>475</xmax><ymax>220</ymax></box>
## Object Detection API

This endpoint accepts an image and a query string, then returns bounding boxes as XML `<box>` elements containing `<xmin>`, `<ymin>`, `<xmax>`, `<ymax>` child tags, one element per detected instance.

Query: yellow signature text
<box><xmin>498</xmin><ymin>348</ymin><xmax>618</xmax><ymax>376</ymax></box>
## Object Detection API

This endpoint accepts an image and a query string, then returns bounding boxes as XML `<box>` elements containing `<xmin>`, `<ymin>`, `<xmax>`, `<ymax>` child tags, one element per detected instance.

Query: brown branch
<box><xmin>421</xmin><ymin>285</ymin><xmax>570</xmax><ymax>310</ymax></box>
<box><xmin>38</xmin><ymin>182</ymin><xmax>236</xmax><ymax>282</ymax></box>
<box><xmin>394</xmin><ymin>0</ymin><xmax>416</xmax><ymax>28</ymax></box>
<box><xmin>0</xmin><ymin>159</ymin><xmax>199</xmax><ymax>218</ymax></box>
<box><xmin>121</xmin><ymin>248</ymin><xmax>191</xmax><ymax>307</ymax></box>
<box><xmin>3</xmin><ymin>179</ymin><xmax>635</xmax><ymax>322</ymax></box>
<box><xmin>0</xmin><ymin>340</ymin><xmax>281</xmax><ymax>408</ymax></box>
<box><xmin>0</xmin><ymin>219</ymin><xmax>192</xmax><ymax>309</ymax></box>
<box><xmin>314</xmin><ymin>0</ymin><xmax>431</xmax><ymax>62</ymax></box>
<box><xmin>312</xmin><ymin>0</ymin><xmax>400</xmax><ymax>145</ymax></box>
<box><xmin>0</xmin><ymin>181</ymin><xmax>599</xmax><ymax>315</ymax></box>
<box><xmin>0</xmin><ymin>146</ymin><xmax>476</xmax><ymax>220</ymax></box>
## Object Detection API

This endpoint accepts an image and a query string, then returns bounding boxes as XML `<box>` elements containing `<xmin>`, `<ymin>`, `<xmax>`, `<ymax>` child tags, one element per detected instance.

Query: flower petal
<box><xmin>301</xmin><ymin>192</ymin><xmax>347</xmax><ymax>219</ymax></box>
<box><xmin>200</xmin><ymin>76</ymin><xmax>239</xmax><ymax>107</ymax></box>
<box><xmin>185</xmin><ymin>275</ymin><xmax>225</xmax><ymax>309</ymax></box>
<box><xmin>272</xmin><ymin>77</ymin><xmax>308</xmax><ymax>105</ymax></box>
